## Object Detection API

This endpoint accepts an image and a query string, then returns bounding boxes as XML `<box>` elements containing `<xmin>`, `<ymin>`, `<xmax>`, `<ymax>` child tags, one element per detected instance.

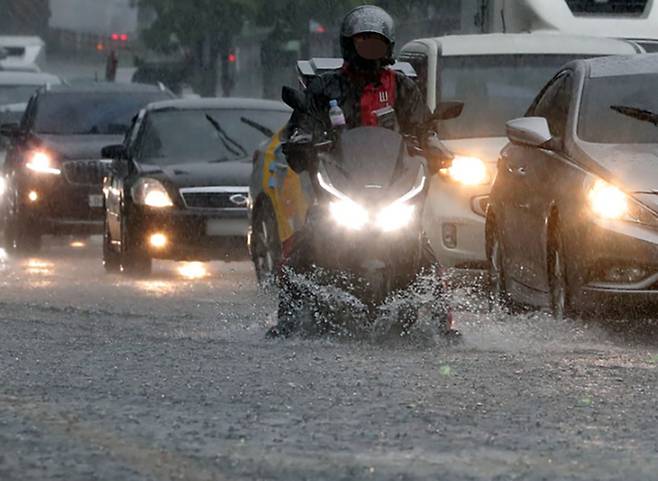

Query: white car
<box><xmin>399</xmin><ymin>33</ymin><xmax>640</xmax><ymax>270</ymax></box>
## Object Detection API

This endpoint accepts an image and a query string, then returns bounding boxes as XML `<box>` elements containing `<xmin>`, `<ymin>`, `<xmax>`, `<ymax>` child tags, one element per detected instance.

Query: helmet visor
<box><xmin>353</xmin><ymin>33</ymin><xmax>389</xmax><ymax>61</ymax></box>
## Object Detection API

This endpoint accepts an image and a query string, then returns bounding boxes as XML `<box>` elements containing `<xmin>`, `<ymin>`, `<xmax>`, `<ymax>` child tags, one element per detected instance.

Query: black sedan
<box><xmin>101</xmin><ymin>98</ymin><xmax>290</xmax><ymax>275</ymax></box>
<box><xmin>0</xmin><ymin>82</ymin><xmax>173</xmax><ymax>253</ymax></box>
<box><xmin>487</xmin><ymin>54</ymin><xmax>658</xmax><ymax>318</ymax></box>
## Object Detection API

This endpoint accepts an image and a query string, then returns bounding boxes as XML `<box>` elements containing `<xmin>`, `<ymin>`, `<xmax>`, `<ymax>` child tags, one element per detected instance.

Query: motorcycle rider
<box><xmin>267</xmin><ymin>5</ymin><xmax>460</xmax><ymax>340</ymax></box>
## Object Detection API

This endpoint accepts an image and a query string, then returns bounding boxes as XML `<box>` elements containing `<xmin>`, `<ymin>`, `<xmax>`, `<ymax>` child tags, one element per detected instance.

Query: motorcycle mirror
<box><xmin>281</xmin><ymin>86</ymin><xmax>307</xmax><ymax>114</ymax></box>
<box><xmin>435</xmin><ymin>101</ymin><xmax>464</xmax><ymax>121</ymax></box>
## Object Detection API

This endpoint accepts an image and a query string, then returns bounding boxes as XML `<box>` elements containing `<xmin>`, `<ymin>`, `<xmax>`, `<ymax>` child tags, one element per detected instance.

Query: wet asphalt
<box><xmin>0</xmin><ymin>237</ymin><xmax>657</xmax><ymax>481</ymax></box>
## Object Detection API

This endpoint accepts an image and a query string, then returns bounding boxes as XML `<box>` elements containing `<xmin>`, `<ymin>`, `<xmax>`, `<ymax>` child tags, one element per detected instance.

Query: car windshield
<box><xmin>33</xmin><ymin>92</ymin><xmax>169</xmax><ymax>135</ymax></box>
<box><xmin>135</xmin><ymin>108</ymin><xmax>289</xmax><ymax>165</ymax></box>
<box><xmin>437</xmin><ymin>54</ymin><xmax>593</xmax><ymax>139</ymax></box>
<box><xmin>579</xmin><ymin>73</ymin><xmax>658</xmax><ymax>144</ymax></box>
<box><xmin>0</xmin><ymin>84</ymin><xmax>43</xmax><ymax>105</ymax></box>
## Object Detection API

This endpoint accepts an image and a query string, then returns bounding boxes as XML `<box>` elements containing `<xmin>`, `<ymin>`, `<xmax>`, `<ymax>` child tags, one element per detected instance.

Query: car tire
<box><xmin>102</xmin><ymin>218</ymin><xmax>121</xmax><ymax>273</ymax></box>
<box><xmin>487</xmin><ymin>225</ymin><xmax>508</xmax><ymax>311</ymax></box>
<box><xmin>548</xmin><ymin>226</ymin><xmax>569</xmax><ymax>321</ymax></box>
<box><xmin>119</xmin><ymin>213</ymin><xmax>152</xmax><ymax>277</ymax></box>
<box><xmin>252</xmin><ymin>203</ymin><xmax>282</xmax><ymax>286</ymax></box>
<box><xmin>4</xmin><ymin>188</ymin><xmax>41</xmax><ymax>254</ymax></box>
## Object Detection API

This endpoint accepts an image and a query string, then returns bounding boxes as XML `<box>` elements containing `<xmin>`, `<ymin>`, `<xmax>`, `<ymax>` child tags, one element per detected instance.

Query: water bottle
<box><xmin>329</xmin><ymin>99</ymin><xmax>346</xmax><ymax>131</ymax></box>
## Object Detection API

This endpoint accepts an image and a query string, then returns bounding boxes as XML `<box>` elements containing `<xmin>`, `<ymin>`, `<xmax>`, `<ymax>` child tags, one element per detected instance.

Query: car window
<box><xmin>529</xmin><ymin>72</ymin><xmax>573</xmax><ymax>139</ymax></box>
<box><xmin>33</xmin><ymin>92</ymin><xmax>171</xmax><ymax>135</ymax></box>
<box><xmin>437</xmin><ymin>55</ymin><xmax>584</xmax><ymax>139</ymax></box>
<box><xmin>135</xmin><ymin>108</ymin><xmax>290</xmax><ymax>165</ymax></box>
<box><xmin>579</xmin><ymin>73</ymin><xmax>658</xmax><ymax>143</ymax></box>
<box><xmin>0</xmin><ymin>85</ymin><xmax>43</xmax><ymax>105</ymax></box>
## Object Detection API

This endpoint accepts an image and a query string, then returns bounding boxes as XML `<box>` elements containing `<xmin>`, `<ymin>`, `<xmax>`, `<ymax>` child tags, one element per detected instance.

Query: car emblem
<box><xmin>229</xmin><ymin>194</ymin><xmax>248</xmax><ymax>207</ymax></box>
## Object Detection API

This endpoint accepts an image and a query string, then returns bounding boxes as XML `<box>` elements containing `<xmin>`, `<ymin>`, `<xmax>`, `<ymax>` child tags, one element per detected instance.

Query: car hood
<box><xmin>37</xmin><ymin>134</ymin><xmax>124</xmax><ymax>160</ymax></box>
<box><xmin>138</xmin><ymin>160</ymin><xmax>251</xmax><ymax>189</ymax></box>
<box><xmin>578</xmin><ymin>142</ymin><xmax>658</xmax><ymax>193</ymax></box>
<box><xmin>441</xmin><ymin>137</ymin><xmax>508</xmax><ymax>165</ymax></box>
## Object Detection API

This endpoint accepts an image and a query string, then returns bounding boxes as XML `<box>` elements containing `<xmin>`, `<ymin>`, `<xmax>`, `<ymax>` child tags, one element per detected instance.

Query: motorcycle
<box><xmin>276</xmin><ymin>87</ymin><xmax>460</xmax><ymax>337</ymax></box>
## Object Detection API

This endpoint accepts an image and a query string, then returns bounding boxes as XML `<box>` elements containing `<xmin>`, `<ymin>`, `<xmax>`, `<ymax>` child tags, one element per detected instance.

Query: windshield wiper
<box><xmin>208</xmin><ymin>157</ymin><xmax>230</xmax><ymax>163</ymax></box>
<box><xmin>205</xmin><ymin>113</ymin><xmax>248</xmax><ymax>158</ymax></box>
<box><xmin>610</xmin><ymin>105</ymin><xmax>658</xmax><ymax>126</ymax></box>
<box><xmin>241</xmin><ymin>116</ymin><xmax>274</xmax><ymax>138</ymax></box>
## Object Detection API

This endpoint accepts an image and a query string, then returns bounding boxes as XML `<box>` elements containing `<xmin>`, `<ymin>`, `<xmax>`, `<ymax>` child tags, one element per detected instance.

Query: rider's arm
<box><xmin>395</xmin><ymin>72</ymin><xmax>432</xmax><ymax>137</ymax></box>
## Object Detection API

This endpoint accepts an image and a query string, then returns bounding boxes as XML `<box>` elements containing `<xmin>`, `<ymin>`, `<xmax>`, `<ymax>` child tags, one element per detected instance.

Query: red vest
<box><xmin>359</xmin><ymin>68</ymin><xmax>397</xmax><ymax>127</ymax></box>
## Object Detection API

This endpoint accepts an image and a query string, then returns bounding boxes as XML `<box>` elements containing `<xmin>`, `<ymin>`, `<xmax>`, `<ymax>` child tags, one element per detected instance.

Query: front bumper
<box><xmin>17</xmin><ymin>172</ymin><xmax>104</xmax><ymax>235</ymax></box>
<box><xmin>422</xmin><ymin>176</ymin><xmax>490</xmax><ymax>269</ymax></box>
<box><xmin>572</xmin><ymin>217</ymin><xmax>658</xmax><ymax>309</ymax></box>
<box><xmin>130</xmin><ymin>206</ymin><xmax>249</xmax><ymax>261</ymax></box>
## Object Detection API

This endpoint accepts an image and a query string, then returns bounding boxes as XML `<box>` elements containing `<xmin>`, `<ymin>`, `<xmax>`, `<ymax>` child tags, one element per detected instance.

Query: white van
<box><xmin>480</xmin><ymin>0</ymin><xmax>658</xmax><ymax>51</ymax></box>
<box><xmin>399</xmin><ymin>33</ymin><xmax>640</xmax><ymax>270</ymax></box>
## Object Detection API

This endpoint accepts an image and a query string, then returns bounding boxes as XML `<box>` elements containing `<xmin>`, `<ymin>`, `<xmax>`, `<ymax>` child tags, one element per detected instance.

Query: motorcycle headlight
<box><xmin>376</xmin><ymin>202</ymin><xmax>415</xmax><ymax>232</ymax></box>
<box><xmin>132</xmin><ymin>178</ymin><xmax>174</xmax><ymax>208</ymax></box>
<box><xmin>329</xmin><ymin>199</ymin><xmax>369</xmax><ymax>230</ymax></box>
<box><xmin>25</xmin><ymin>151</ymin><xmax>61</xmax><ymax>175</ymax></box>
<box><xmin>441</xmin><ymin>155</ymin><xmax>488</xmax><ymax>185</ymax></box>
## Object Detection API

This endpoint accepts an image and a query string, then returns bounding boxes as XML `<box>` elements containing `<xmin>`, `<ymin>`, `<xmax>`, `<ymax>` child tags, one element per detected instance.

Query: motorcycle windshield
<box><xmin>321</xmin><ymin>127</ymin><xmax>423</xmax><ymax>205</ymax></box>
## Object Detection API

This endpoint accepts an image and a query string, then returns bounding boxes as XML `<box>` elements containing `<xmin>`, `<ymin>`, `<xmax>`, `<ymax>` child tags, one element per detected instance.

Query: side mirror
<box><xmin>101</xmin><ymin>144</ymin><xmax>128</xmax><ymax>159</ymax></box>
<box><xmin>281</xmin><ymin>86</ymin><xmax>307</xmax><ymax>114</ymax></box>
<box><xmin>506</xmin><ymin>117</ymin><xmax>555</xmax><ymax>148</ymax></box>
<box><xmin>0</xmin><ymin>122</ymin><xmax>21</xmax><ymax>138</ymax></box>
<box><xmin>435</xmin><ymin>101</ymin><xmax>464</xmax><ymax>121</ymax></box>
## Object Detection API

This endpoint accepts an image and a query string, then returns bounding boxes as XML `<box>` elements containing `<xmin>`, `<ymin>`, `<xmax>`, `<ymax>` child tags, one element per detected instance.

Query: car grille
<box><xmin>63</xmin><ymin>160</ymin><xmax>108</xmax><ymax>186</ymax></box>
<box><xmin>180</xmin><ymin>188</ymin><xmax>249</xmax><ymax>210</ymax></box>
<box><xmin>565</xmin><ymin>0</ymin><xmax>648</xmax><ymax>16</ymax></box>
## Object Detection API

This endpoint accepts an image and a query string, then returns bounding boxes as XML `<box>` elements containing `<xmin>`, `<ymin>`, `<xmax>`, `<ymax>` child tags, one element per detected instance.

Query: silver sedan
<box><xmin>487</xmin><ymin>53</ymin><xmax>658</xmax><ymax>318</ymax></box>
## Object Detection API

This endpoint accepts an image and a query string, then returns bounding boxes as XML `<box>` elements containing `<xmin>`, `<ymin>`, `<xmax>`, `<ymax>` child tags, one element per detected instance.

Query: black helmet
<box><xmin>340</xmin><ymin>5</ymin><xmax>395</xmax><ymax>69</ymax></box>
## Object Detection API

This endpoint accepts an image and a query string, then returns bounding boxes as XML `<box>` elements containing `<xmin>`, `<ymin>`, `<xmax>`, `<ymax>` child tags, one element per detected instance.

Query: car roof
<box><xmin>41</xmin><ymin>82</ymin><xmax>168</xmax><ymax>95</ymax></box>
<box><xmin>145</xmin><ymin>97</ymin><xmax>291</xmax><ymax>113</ymax></box>
<box><xmin>0</xmin><ymin>71</ymin><xmax>61</xmax><ymax>86</ymax></box>
<box><xmin>406</xmin><ymin>33</ymin><xmax>639</xmax><ymax>56</ymax></box>
<box><xmin>581</xmin><ymin>52</ymin><xmax>658</xmax><ymax>78</ymax></box>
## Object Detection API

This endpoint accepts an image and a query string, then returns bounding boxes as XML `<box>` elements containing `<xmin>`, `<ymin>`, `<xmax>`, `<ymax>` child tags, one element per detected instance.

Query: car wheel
<box><xmin>102</xmin><ymin>218</ymin><xmax>121</xmax><ymax>273</ymax></box>
<box><xmin>4</xmin><ymin>188</ymin><xmax>41</xmax><ymax>254</ymax></box>
<box><xmin>548</xmin><ymin>227</ymin><xmax>568</xmax><ymax>321</ymax></box>
<box><xmin>487</xmin><ymin>225</ymin><xmax>508</xmax><ymax>310</ymax></box>
<box><xmin>252</xmin><ymin>204</ymin><xmax>281</xmax><ymax>285</ymax></box>
<box><xmin>119</xmin><ymin>213</ymin><xmax>152</xmax><ymax>277</ymax></box>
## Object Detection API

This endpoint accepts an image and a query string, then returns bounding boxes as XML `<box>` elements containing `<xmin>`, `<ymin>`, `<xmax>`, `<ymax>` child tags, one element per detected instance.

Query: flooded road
<box><xmin>0</xmin><ymin>238</ymin><xmax>656</xmax><ymax>480</ymax></box>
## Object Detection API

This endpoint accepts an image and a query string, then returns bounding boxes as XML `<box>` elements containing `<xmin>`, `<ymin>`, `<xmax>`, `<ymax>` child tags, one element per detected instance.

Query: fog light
<box><xmin>442</xmin><ymin>223</ymin><xmax>457</xmax><ymax>249</ymax></box>
<box><xmin>28</xmin><ymin>191</ymin><xmax>39</xmax><ymax>202</ymax></box>
<box><xmin>149</xmin><ymin>233</ymin><xmax>168</xmax><ymax>249</ymax></box>
<box><xmin>603</xmin><ymin>266</ymin><xmax>647</xmax><ymax>284</ymax></box>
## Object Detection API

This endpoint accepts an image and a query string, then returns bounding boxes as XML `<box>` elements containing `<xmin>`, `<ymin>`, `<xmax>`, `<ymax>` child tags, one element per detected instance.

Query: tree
<box><xmin>139</xmin><ymin>0</ymin><xmax>257</xmax><ymax>96</ymax></box>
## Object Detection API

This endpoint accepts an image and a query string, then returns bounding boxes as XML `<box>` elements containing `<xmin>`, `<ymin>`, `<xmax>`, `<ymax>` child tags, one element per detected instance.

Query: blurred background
<box><xmin>0</xmin><ymin>0</ymin><xmax>489</xmax><ymax>97</ymax></box>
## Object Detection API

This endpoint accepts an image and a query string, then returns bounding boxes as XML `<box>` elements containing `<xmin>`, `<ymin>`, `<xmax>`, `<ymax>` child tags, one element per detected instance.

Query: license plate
<box><xmin>206</xmin><ymin>219</ymin><xmax>248</xmax><ymax>237</ymax></box>
<box><xmin>89</xmin><ymin>195</ymin><xmax>103</xmax><ymax>208</ymax></box>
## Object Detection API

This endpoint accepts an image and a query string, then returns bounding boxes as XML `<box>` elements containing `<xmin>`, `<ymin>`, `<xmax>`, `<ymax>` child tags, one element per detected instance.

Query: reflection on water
<box><xmin>133</xmin><ymin>279</ymin><xmax>179</xmax><ymax>297</ymax></box>
<box><xmin>178</xmin><ymin>262</ymin><xmax>208</xmax><ymax>279</ymax></box>
<box><xmin>0</xmin><ymin>248</ymin><xmax>7</xmax><ymax>263</ymax></box>
<box><xmin>25</xmin><ymin>258</ymin><xmax>55</xmax><ymax>275</ymax></box>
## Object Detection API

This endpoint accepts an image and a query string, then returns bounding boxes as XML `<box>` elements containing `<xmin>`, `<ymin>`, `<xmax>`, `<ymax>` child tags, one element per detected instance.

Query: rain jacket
<box><xmin>287</xmin><ymin>64</ymin><xmax>431</xmax><ymax>140</ymax></box>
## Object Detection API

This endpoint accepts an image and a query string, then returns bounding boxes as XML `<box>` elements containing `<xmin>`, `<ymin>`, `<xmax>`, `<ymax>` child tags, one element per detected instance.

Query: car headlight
<box><xmin>376</xmin><ymin>202</ymin><xmax>415</xmax><ymax>232</ymax></box>
<box><xmin>588</xmin><ymin>179</ymin><xmax>628</xmax><ymax>219</ymax></box>
<box><xmin>587</xmin><ymin>178</ymin><xmax>658</xmax><ymax>227</ymax></box>
<box><xmin>131</xmin><ymin>178</ymin><xmax>174</xmax><ymax>208</ymax></box>
<box><xmin>25</xmin><ymin>151</ymin><xmax>61</xmax><ymax>175</ymax></box>
<box><xmin>441</xmin><ymin>155</ymin><xmax>488</xmax><ymax>185</ymax></box>
<box><xmin>329</xmin><ymin>199</ymin><xmax>369</xmax><ymax>230</ymax></box>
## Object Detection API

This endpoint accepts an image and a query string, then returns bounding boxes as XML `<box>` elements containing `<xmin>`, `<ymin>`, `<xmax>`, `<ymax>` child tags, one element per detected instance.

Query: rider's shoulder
<box><xmin>307</xmin><ymin>70</ymin><xmax>347</xmax><ymax>97</ymax></box>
